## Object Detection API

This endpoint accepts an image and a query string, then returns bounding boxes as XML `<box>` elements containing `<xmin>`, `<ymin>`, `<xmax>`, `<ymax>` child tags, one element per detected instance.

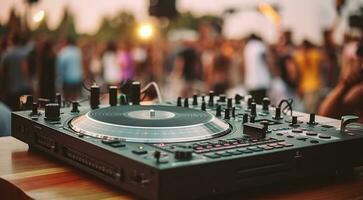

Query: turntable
<box><xmin>69</xmin><ymin>105</ymin><xmax>230</xmax><ymax>143</ymax></box>
<box><xmin>11</xmin><ymin>83</ymin><xmax>363</xmax><ymax>200</ymax></box>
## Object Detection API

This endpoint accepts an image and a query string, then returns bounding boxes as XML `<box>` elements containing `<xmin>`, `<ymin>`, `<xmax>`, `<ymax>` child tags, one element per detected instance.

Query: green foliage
<box><xmin>166</xmin><ymin>12</ymin><xmax>223</xmax><ymax>32</ymax></box>
<box><xmin>4</xmin><ymin>8</ymin><xmax>222</xmax><ymax>42</ymax></box>
<box><xmin>93</xmin><ymin>12</ymin><xmax>136</xmax><ymax>42</ymax></box>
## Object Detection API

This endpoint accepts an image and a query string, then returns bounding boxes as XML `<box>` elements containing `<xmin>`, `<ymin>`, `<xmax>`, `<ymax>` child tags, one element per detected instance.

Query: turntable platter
<box><xmin>69</xmin><ymin>105</ymin><xmax>231</xmax><ymax>143</ymax></box>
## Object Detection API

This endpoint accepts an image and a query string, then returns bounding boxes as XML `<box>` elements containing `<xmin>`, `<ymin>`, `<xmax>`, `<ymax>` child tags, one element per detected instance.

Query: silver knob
<box><xmin>340</xmin><ymin>115</ymin><xmax>359</xmax><ymax>133</ymax></box>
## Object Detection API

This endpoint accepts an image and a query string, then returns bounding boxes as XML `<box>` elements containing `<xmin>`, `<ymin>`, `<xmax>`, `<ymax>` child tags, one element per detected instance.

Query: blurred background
<box><xmin>0</xmin><ymin>0</ymin><xmax>363</xmax><ymax>118</ymax></box>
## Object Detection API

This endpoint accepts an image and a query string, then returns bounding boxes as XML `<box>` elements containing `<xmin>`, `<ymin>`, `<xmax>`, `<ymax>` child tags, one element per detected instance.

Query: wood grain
<box><xmin>1</xmin><ymin>136</ymin><xmax>363</xmax><ymax>200</ymax></box>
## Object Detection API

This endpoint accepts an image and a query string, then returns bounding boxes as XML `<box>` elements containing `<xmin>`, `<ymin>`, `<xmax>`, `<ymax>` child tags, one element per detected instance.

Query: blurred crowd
<box><xmin>1</xmin><ymin>20</ymin><xmax>363</xmax><ymax>137</ymax></box>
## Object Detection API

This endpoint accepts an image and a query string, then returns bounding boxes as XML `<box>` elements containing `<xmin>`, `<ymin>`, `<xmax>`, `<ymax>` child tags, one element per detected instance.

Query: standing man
<box><xmin>0</xmin><ymin>33</ymin><xmax>33</xmax><ymax>110</ymax></box>
<box><xmin>56</xmin><ymin>37</ymin><xmax>83</xmax><ymax>101</ymax></box>
<box><xmin>243</xmin><ymin>34</ymin><xmax>271</xmax><ymax>104</ymax></box>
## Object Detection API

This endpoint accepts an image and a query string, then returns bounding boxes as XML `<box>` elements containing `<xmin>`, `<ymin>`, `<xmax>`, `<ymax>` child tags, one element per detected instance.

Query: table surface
<box><xmin>1</xmin><ymin>136</ymin><xmax>363</xmax><ymax>200</ymax></box>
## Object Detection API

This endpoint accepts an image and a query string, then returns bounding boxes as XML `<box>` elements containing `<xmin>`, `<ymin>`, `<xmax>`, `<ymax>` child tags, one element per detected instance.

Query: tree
<box><xmin>93</xmin><ymin>12</ymin><xmax>136</xmax><ymax>42</ymax></box>
<box><xmin>54</xmin><ymin>7</ymin><xmax>77</xmax><ymax>39</ymax></box>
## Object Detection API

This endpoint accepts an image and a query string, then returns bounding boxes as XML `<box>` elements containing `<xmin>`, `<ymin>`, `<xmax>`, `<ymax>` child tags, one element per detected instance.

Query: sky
<box><xmin>1</xmin><ymin>0</ymin><xmax>362</xmax><ymax>43</ymax></box>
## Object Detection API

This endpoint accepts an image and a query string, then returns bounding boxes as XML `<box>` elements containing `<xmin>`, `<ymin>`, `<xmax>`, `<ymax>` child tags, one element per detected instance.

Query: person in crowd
<box><xmin>211</xmin><ymin>53</ymin><xmax>231</xmax><ymax>95</ymax></box>
<box><xmin>0</xmin><ymin>33</ymin><xmax>33</xmax><ymax>110</ymax></box>
<box><xmin>321</xmin><ymin>30</ymin><xmax>340</xmax><ymax>89</ymax></box>
<box><xmin>163</xmin><ymin>41</ymin><xmax>202</xmax><ymax>99</ymax></box>
<box><xmin>118</xmin><ymin>42</ymin><xmax>135</xmax><ymax>82</ymax></box>
<box><xmin>274</xmin><ymin>37</ymin><xmax>300</xmax><ymax>100</ymax></box>
<box><xmin>38</xmin><ymin>39</ymin><xmax>56</xmax><ymax>101</ymax></box>
<box><xmin>243</xmin><ymin>34</ymin><xmax>271</xmax><ymax>104</ymax></box>
<box><xmin>293</xmin><ymin>40</ymin><xmax>323</xmax><ymax>113</ymax></box>
<box><xmin>319</xmin><ymin>40</ymin><xmax>363</xmax><ymax>122</ymax></box>
<box><xmin>102</xmin><ymin>41</ymin><xmax>121</xmax><ymax>86</ymax></box>
<box><xmin>56</xmin><ymin>37</ymin><xmax>83</xmax><ymax>101</ymax></box>
<box><xmin>0</xmin><ymin>101</ymin><xmax>11</xmax><ymax>137</ymax></box>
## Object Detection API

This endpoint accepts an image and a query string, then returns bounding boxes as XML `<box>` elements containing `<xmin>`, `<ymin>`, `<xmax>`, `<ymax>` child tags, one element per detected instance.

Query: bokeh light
<box><xmin>32</xmin><ymin>10</ymin><xmax>45</xmax><ymax>23</ymax></box>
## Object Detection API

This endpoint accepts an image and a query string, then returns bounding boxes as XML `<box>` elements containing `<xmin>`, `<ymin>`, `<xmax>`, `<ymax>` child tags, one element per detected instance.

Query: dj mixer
<box><xmin>12</xmin><ymin>82</ymin><xmax>363</xmax><ymax>200</ymax></box>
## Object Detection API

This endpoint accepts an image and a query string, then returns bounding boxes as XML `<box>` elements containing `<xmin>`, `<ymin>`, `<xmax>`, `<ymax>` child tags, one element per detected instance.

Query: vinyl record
<box><xmin>69</xmin><ymin>105</ymin><xmax>230</xmax><ymax>143</ymax></box>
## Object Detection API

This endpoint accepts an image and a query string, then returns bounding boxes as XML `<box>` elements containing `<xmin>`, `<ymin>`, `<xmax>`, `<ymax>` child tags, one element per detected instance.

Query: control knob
<box><xmin>175</xmin><ymin>150</ymin><xmax>193</xmax><ymax>160</ymax></box>
<box><xmin>45</xmin><ymin>103</ymin><xmax>60</xmax><ymax>121</ymax></box>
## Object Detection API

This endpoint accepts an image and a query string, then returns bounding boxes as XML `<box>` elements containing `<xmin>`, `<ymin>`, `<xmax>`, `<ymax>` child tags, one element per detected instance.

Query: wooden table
<box><xmin>1</xmin><ymin>136</ymin><xmax>363</xmax><ymax>200</ymax></box>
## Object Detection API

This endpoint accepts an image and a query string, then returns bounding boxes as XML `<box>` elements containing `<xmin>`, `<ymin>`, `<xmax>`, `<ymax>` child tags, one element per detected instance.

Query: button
<box><xmin>110</xmin><ymin>143</ymin><xmax>126</xmax><ymax>148</ymax></box>
<box><xmin>310</xmin><ymin>140</ymin><xmax>319</xmax><ymax>144</ymax></box>
<box><xmin>318</xmin><ymin>134</ymin><xmax>331</xmax><ymax>139</ymax></box>
<box><xmin>283</xmin><ymin>143</ymin><xmax>294</xmax><ymax>147</ymax></box>
<box><xmin>306</xmin><ymin>132</ymin><xmax>318</xmax><ymax>136</ymax></box>
<box><xmin>132</xmin><ymin>149</ymin><xmax>148</xmax><ymax>155</ymax></box>
<box><xmin>216</xmin><ymin>151</ymin><xmax>232</xmax><ymax>157</ymax></box>
<box><xmin>102</xmin><ymin>139</ymin><xmax>120</xmax><ymax>145</ymax></box>
<box><xmin>205</xmin><ymin>153</ymin><xmax>220</xmax><ymax>159</ymax></box>
<box><xmin>259</xmin><ymin>145</ymin><xmax>274</xmax><ymax>150</ymax></box>
<box><xmin>296</xmin><ymin>136</ymin><xmax>308</xmax><ymax>141</ymax></box>
<box><xmin>287</xmin><ymin>135</ymin><xmax>294</xmax><ymax>138</ymax></box>
<box><xmin>226</xmin><ymin>150</ymin><xmax>243</xmax><ymax>155</ymax></box>
<box><xmin>237</xmin><ymin>149</ymin><xmax>253</xmax><ymax>154</ymax></box>
<box><xmin>247</xmin><ymin>147</ymin><xmax>263</xmax><ymax>152</ymax></box>
<box><xmin>292</xmin><ymin>129</ymin><xmax>303</xmax><ymax>133</ymax></box>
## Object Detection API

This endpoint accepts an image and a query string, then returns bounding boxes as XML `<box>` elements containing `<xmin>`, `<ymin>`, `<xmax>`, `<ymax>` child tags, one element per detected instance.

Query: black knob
<box><xmin>120</xmin><ymin>94</ymin><xmax>128</xmax><ymax>105</ymax></box>
<box><xmin>24</xmin><ymin>95</ymin><xmax>33</xmax><ymax>110</ymax></box>
<box><xmin>308</xmin><ymin>113</ymin><xmax>316</xmax><ymax>125</ymax></box>
<box><xmin>208</xmin><ymin>91</ymin><xmax>214</xmax><ymax>106</ymax></box>
<box><xmin>232</xmin><ymin>107</ymin><xmax>236</xmax><ymax>118</ymax></box>
<box><xmin>250</xmin><ymin>115</ymin><xmax>255</xmax><ymax>123</ymax></box>
<box><xmin>45</xmin><ymin>103</ymin><xmax>60</xmax><ymax>121</ymax></box>
<box><xmin>90</xmin><ymin>84</ymin><xmax>100</xmax><ymax>109</ymax></box>
<box><xmin>260</xmin><ymin>120</ymin><xmax>269</xmax><ymax>131</ymax></box>
<box><xmin>56</xmin><ymin>93</ymin><xmax>62</xmax><ymax>106</ymax></box>
<box><xmin>184</xmin><ymin>97</ymin><xmax>189</xmax><ymax>108</ymax></box>
<box><xmin>154</xmin><ymin>150</ymin><xmax>161</xmax><ymax>164</ymax></box>
<box><xmin>235</xmin><ymin>94</ymin><xmax>243</xmax><ymax>104</ymax></box>
<box><xmin>219</xmin><ymin>94</ymin><xmax>226</xmax><ymax>102</ymax></box>
<box><xmin>227</xmin><ymin>98</ymin><xmax>233</xmax><ymax>108</ymax></box>
<box><xmin>131</xmin><ymin>81</ymin><xmax>140</xmax><ymax>105</ymax></box>
<box><xmin>242</xmin><ymin>113</ymin><xmax>248</xmax><ymax>124</ymax></box>
<box><xmin>262</xmin><ymin>97</ymin><xmax>270</xmax><ymax>111</ymax></box>
<box><xmin>175</xmin><ymin>150</ymin><xmax>192</xmax><ymax>160</ymax></box>
<box><xmin>201</xmin><ymin>101</ymin><xmax>206</xmax><ymax>111</ymax></box>
<box><xmin>291</xmin><ymin>116</ymin><xmax>298</xmax><ymax>126</ymax></box>
<box><xmin>177</xmin><ymin>97</ymin><xmax>182</xmax><ymax>107</ymax></box>
<box><xmin>243</xmin><ymin>123</ymin><xmax>267</xmax><ymax>139</ymax></box>
<box><xmin>192</xmin><ymin>94</ymin><xmax>198</xmax><ymax>105</ymax></box>
<box><xmin>247</xmin><ymin>96</ymin><xmax>253</xmax><ymax>109</ymax></box>
<box><xmin>201</xmin><ymin>94</ymin><xmax>205</xmax><ymax>102</ymax></box>
<box><xmin>224</xmin><ymin>108</ymin><xmax>230</xmax><ymax>120</ymax></box>
<box><xmin>251</xmin><ymin>103</ymin><xmax>257</xmax><ymax>116</ymax></box>
<box><xmin>216</xmin><ymin>104</ymin><xmax>222</xmax><ymax>117</ymax></box>
<box><xmin>274</xmin><ymin>107</ymin><xmax>281</xmax><ymax>119</ymax></box>
<box><xmin>109</xmin><ymin>86</ymin><xmax>118</xmax><ymax>106</ymax></box>
<box><xmin>31</xmin><ymin>102</ymin><xmax>38</xmax><ymax>115</ymax></box>
<box><xmin>71</xmin><ymin>101</ymin><xmax>79</xmax><ymax>113</ymax></box>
